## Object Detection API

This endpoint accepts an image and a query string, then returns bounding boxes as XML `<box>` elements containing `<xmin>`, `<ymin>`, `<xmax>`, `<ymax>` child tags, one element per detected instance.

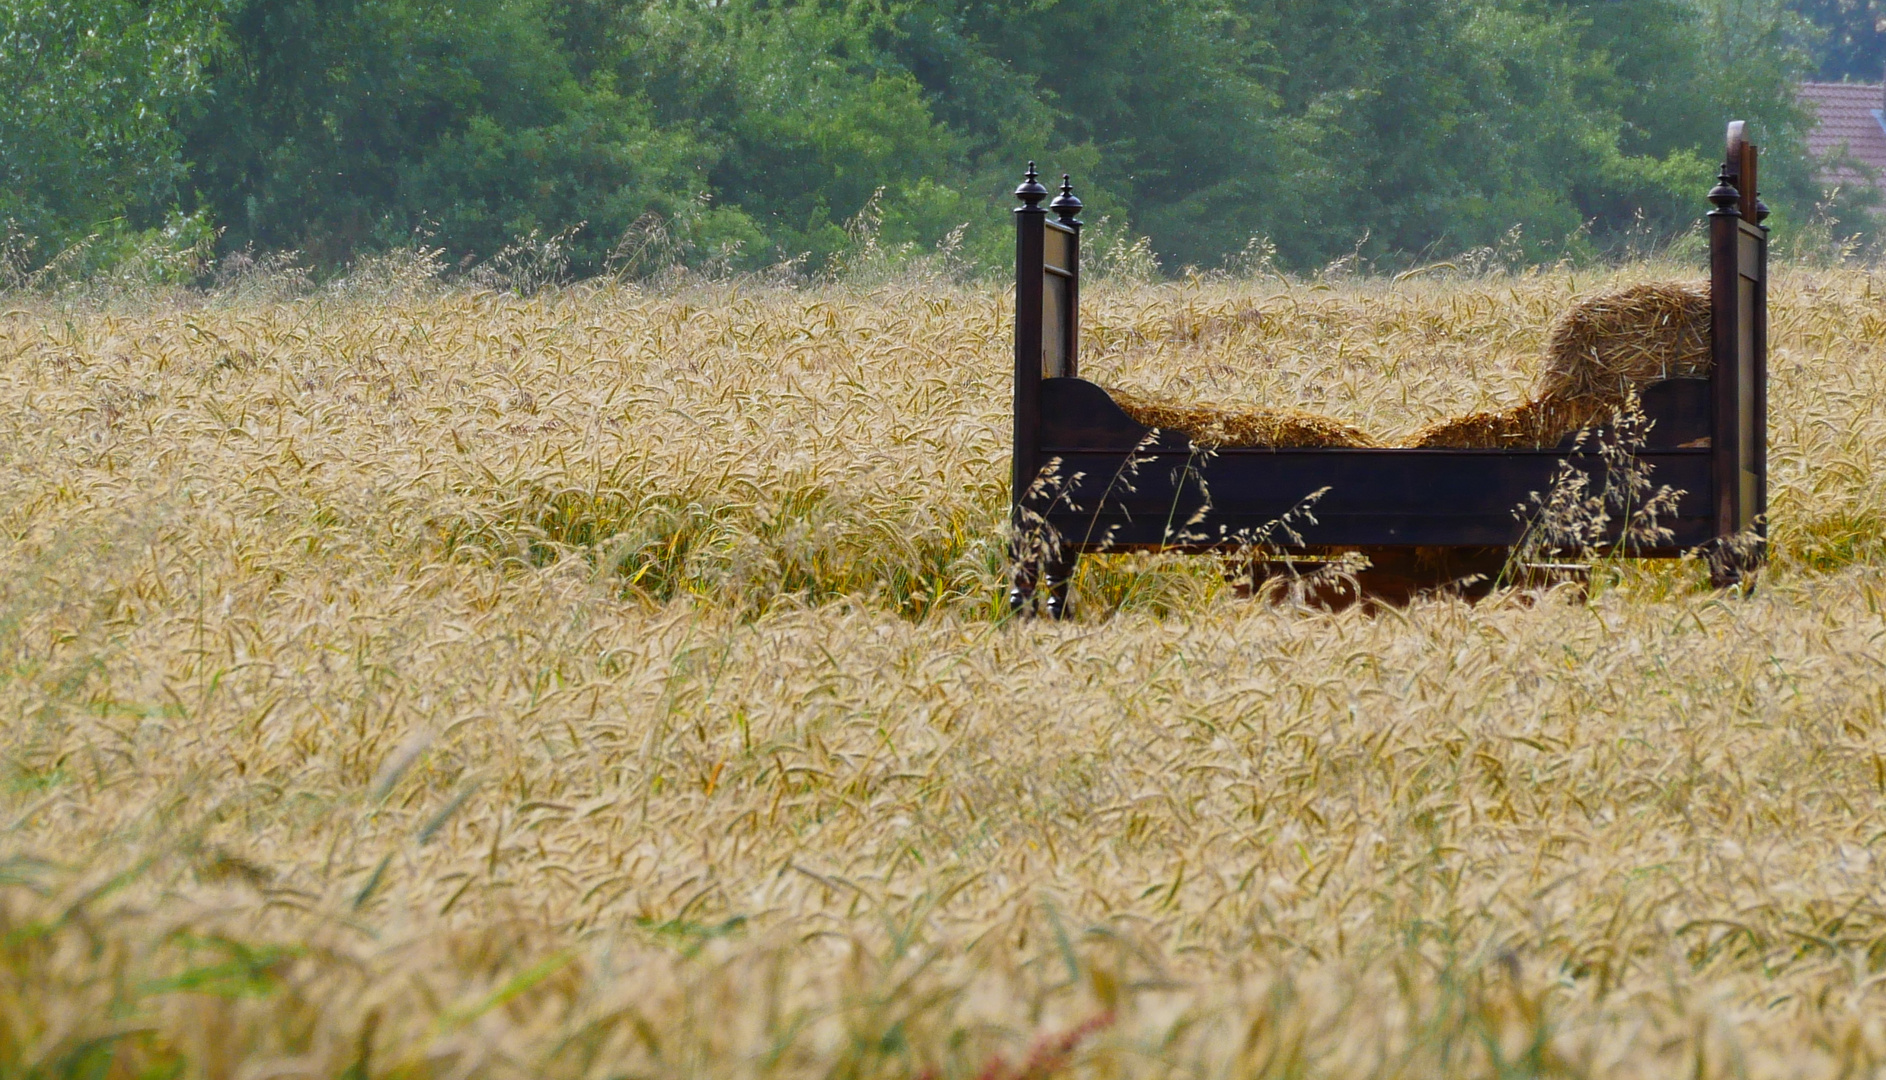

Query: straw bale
<box><xmin>1413</xmin><ymin>282</ymin><xmax>1710</xmax><ymax>449</ymax></box>
<box><xmin>1106</xmin><ymin>385</ymin><xmax>1378</xmax><ymax>448</ymax></box>
<box><xmin>1536</xmin><ymin>282</ymin><xmax>1711</xmax><ymax>400</ymax></box>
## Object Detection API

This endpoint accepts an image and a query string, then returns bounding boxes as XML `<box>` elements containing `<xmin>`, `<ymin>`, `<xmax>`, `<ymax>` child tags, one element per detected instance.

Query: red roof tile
<box><xmin>1799</xmin><ymin>81</ymin><xmax>1886</xmax><ymax>192</ymax></box>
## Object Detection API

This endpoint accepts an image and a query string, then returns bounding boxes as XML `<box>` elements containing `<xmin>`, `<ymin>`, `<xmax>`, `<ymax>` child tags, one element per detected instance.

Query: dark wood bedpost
<box><xmin>1049</xmin><ymin>175</ymin><xmax>1083</xmax><ymax>380</ymax></box>
<box><xmin>1009</xmin><ymin>165</ymin><xmax>1054</xmax><ymax>614</ymax></box>
<box><xmin>1009</xmin><ymin>168</ymin><xmax>1085</xmax><ymax>617</ymax></box>
<box><xmin>1706</xmin><ymin>121</ymin><xmax>1768</xmax><ymax>587</ymax></box>
<box><xmin>1749</xmin><ymin>144</ymin><xmax>1770</xmax><ymax>563</ymax></box>
<box><xmin>1012</xmin><ymin>162</ymin><xmax>1048</xmax><ymax>495</ymax></box>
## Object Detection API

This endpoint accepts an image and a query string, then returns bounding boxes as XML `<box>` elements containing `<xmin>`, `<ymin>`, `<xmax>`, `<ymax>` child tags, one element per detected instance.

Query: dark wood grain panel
<box><xmin>1028</xmin><ymin>447</ymin><xmax>1714</xmax><ymax>552</ymax></box>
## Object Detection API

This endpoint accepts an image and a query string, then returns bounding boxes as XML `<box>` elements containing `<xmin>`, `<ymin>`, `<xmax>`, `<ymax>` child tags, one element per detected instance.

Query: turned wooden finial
<box><xmin>1049</xmin><ymin>174</ymin><xmax>1083</xmax><ymax>225</ymax></box>
<box><xmin>1015</xmin><ymin>163</ymin><xmax>1049</xmax><ymax>209</ymax></box>
<box><xmin>1708</xmin><ymin>161</ymin><xmax>1741</xmax><ymax>217</ymax></box>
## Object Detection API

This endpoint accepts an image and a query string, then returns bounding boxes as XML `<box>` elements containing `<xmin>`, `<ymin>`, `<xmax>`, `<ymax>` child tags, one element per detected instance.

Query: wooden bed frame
<box><xmin>1008</xmin><ymin>122</ymin><xmax>1768</xmax><ymax>615</ymax></box>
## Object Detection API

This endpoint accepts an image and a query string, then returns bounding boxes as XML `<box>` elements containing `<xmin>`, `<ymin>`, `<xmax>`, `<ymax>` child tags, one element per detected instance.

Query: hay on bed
<box><xmin>1105</xmin><ymin>385</ymin><xmax>1378</xmax><ymax>448</ymax></box>
<box><xmin>1407</xmin><ymin>399</ymin><xmax>1611</xmax><ymax>450</ymax></box>
<box><xmin>1536</xmin><ymin>282</ymin><xmax>1712</xmax><ymax>398</ymax></box>
<box><xmin>1412</xmin><ymin>282</ymin><xmax>1710</xmax><ymax>449</ymax></box>
<box><xmin>1099</xmin><ymin>282</ymin><xmax>1708</xmax><ymax>451</ymax></box>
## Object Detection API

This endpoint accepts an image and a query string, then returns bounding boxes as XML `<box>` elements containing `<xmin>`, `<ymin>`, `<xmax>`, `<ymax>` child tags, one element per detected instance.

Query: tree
<box><xmin>181</xmin><ymin>0</ymin><xmax>711</xmax><ymax>272</ymax></box>
<box><xmin>50</xmin><ymin>0</ymin><xmax>1825</xmax><ymax>277</ymax></box>
<box><xmin>1788</xmin><ymin>0</ymin><xmax>1886</xmax><ymax>80</ymax></box>
<box><xmin>0</xmin><ymin>0</ymin><xmax>223</xmax><ymax>258</ymax></box>
<box><xmin>616</xmin><ymin>0</ymin><xmax>978</xmax><ymax>269</ymax></box>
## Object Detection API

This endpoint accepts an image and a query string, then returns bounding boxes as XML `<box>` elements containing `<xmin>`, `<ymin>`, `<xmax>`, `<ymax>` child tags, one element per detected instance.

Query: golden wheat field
<box><xmin>6</xmin><ymin>257</ymin><xmax>1886</xmax><ymax>1079</ymax></box>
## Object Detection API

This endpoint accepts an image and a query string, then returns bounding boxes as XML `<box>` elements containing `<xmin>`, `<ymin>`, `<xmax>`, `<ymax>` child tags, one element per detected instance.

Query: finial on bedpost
<box><xmin>1050</xmin><ymin>174</ymin><xmax>1083</xmax><ymax>226</ymax></box>
<box><xmin>1016</xmin><ymin>163</ymin><xmax>1048</xmax><ymax>209</ymax></box>
<box><xmin>1754</xmin><ymin>193</ymin><xmax>1770</xmax><ymax>224</ymax></box>
<box><xmin>1708</xmin><ymin>161</ymin><xmax>1741</xmax><ymax>218</ymax></box>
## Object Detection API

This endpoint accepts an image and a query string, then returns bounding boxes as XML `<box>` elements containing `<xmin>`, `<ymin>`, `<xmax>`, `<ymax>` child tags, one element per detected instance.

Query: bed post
<box><xmin>1009</xmin><ymin>165</ymin><xmax>1057</xmax><ymax>615</ymax></box>
<box><xmin>1008</xmin><ymin>168</ymin><xmax>1085</xmax><ymax>617</ymax></box>
<box><xmin>1706</xmin><ymin>122</ymin><xmax>1768</xmax><ymax>587</ymax></box>
<box><xmin>1049</xmin><ymin>175</ymin><xmax>1083</xmax><ymax>381</ymax></box>
<box><xmin>1748</xmin><ymin>140</ymin><xmax>1770</xmax><ymax>569</ymax></box>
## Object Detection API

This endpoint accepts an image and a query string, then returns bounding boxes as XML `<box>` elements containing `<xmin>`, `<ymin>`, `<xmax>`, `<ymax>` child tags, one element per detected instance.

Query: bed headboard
<box><xmin>1709</xmin><ymin>120</ymin><xmax>1769</xmax><ymax>547</ymax></box>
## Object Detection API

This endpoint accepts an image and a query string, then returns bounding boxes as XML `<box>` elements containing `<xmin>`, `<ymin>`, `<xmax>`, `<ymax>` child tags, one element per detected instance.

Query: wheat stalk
<box><xmin>0</xmin><ymin>262</ymin><xmax>1881</xmax><ymax>1077</ymax></box>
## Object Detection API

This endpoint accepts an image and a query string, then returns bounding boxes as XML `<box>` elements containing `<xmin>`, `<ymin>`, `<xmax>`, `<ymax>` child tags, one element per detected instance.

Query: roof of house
<box><xmin>1799</xmin><ymin>81</ymin><xmax>1886</xmax><ymax>189</ymax></box>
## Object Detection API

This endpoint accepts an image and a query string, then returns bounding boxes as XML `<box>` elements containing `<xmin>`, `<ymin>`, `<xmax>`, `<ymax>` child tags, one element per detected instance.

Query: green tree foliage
<box><xmin>1262</xmin><ymin>0</ymin><xmax>1818</xmax><ymax>263</ymax></box>
<box><xmin>617</xmin><ymin>0</ymin><xmax>973</xmax><ymax>268</ymax></box>
<box><xmin>3</xmin><ymin>0</ymin><xmax>1830</xmax><ymax>277</ymax></box>
<box><xmin>0</xmin><ymin>0</ymin><xmax>222</xmax><ymax>253</ymax></box>
<box><xmin>181</xmin><ymin>0</ymin><xmax>712</xmax><ymax>270</ymax></box>
<box><xmin>904</xmin><ymin>0</ymin><xmax>1817</xmax><ymax>267</ymax></box>
<box><xmin>1788</xmin><ymin>0</ymin><xmax>1886</xmax><ymax>80</ymax></box>
<box><xmin>896</xmin><ymin>0</ymin><xmax>1308</xmax><ymax>267</ymax></box>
